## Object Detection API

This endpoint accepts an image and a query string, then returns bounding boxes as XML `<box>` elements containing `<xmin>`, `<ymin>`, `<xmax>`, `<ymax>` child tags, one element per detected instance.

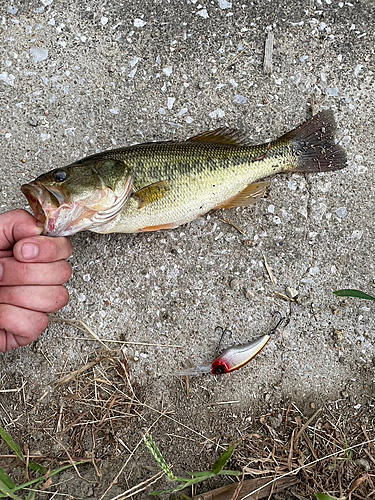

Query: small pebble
<box><xmin>218</xmin><ymin>0</ymin><xmax>232</xmax><ymax>8</ymax></box>
<box><xmin>134</xmin><ymin>18</ymin><xmax>147</xmax><ymax>28</ymax></box>
<box><xmin>162</xmin><ymin>66</ymin><xmax>173</xmax><ymax>77</ymax></box>
<box><xmin>336</xmin><ymin>207</ymin><xmax>347</xmax><ymax>218</ymax></box>
<box><xmin>245</xmin><ymin>288</ymin><xmax>255</xmax><ymax>300</ymax></box>
<box><xmin>167</xmin><ymin>97</ymin><xmax>175</xmax><ymax>110</ymax></box>
<box><xmin>333</xmin><ymin>329</ymin><xmax>345</xmax><ymax>343</ymax></box>
<box><xmin>209</xmin><ymin>108</ymin><xmax>225</xmax><ymax>119</ymax></box>
<box><xmin>234</xmin><ymin>94</ymin><xmax>247</xmax><ymax>104</ymax></box>
<box><xmin>28</xmin><ymin>116</ymin><xmax>39</xmax><ymax>127</ymax></box>
<box><xmin>230</xmin><ymin>278</ymin><xmax>242</xmax><ymax>290</ymax></box>
<box><xmin>326</xmin><ymin>87</ymin><xmax>339</xmax><ymax>97</ymax></box>
<box><xmin>0</xmin><ymin>72</ymin><xmax>15</xmax><ymax>86</ymax></box>
<box><xmin>355</xmin><ymin>458</ymin><xmax>371</xmax><ymax>471</ymax></box>
<box><xmin>30</xmin><ymin>48</ymin><xmax>49</xmax><ymax>63</ymax></box>
<box><xmin>286</xmin><ymin>287</ymin><xmax>298</xmax><ymax>299</ymax></box>
<box><xmin>197</xmin><ymin>8</ymin><xmax>209</xmax><ymax>18</ymax></box>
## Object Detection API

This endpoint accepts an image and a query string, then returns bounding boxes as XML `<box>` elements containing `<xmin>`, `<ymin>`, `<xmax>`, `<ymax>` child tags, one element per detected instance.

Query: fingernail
<box><xmin>21</xmin><ymin>242</ymin><xmax>39</xmax><ymax>260</ymax></box>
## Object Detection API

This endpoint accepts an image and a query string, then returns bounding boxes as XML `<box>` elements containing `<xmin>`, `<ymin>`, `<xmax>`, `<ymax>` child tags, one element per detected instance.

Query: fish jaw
<box><xmin>21</xmin><ymin>183</ymin><xmax>47</xmax><ymax>225</ymax></box>
<box><xmin>21</xmin><ymin>182</ymin><xmax>89</xmax><ymax>236</ymax></box>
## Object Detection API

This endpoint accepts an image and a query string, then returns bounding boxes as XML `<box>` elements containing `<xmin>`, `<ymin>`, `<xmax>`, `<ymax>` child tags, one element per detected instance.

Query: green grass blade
<box><xmin>0</xmin><ymin>426</ymin><xmax>24</xmax><ymax>462</ymax></box>
<box><xmin>217</xmin><ymin>470</ymin><xmax>242</xmax><ymax>476</ymax></box>
<box><xmin>315</xmin><ymin>494</ymin><xmax>337</xmax><ymax>500</ymax></box>
<box><xmin>0</xmin><ymin>467</ymin><xmax>15</xmax><ymax>490</ymax></box>
<box><xmin>185</xmin><ymin>471</ymin><xmax>212</xmax><ymax>478</ymax></box>
<box><xmin>0</xmin><ymin>462</ymin><xmax>85</xmax><ymax>495</ymax></box>
<box><xmin>28</xmin><ymin>462</ymin><xmax>47</xmax><ymax>475</ymax></box>
<box><xmin>212</xmin><ymin>445</ymin><xmax>235</xmax><ymax>475</ymax></box>
<box><xmin>151</xmin><ymin>473</ymin><xmax>215</xmax><ymax>496</ymax></box>
<box><xmin>334</xmin><ymin>289</ymin><xmax>375</xmax><ymax>301</ymax></box>
<box><xmin>0</xmin><ymin>481</ymin><xmax>23</xmax><ymax>500</ymax></box>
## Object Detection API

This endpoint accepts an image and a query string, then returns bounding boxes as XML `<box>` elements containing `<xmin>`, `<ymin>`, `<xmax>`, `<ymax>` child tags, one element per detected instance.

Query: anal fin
<box><xmin>216</xmin><ymin>181</ymin><xmax>269</xmax><ymax>209</ymax></box>
<box><xmin>139</xmin><ymin>222</ymin><xmax>178</xmax><ymax>232</ymax></box>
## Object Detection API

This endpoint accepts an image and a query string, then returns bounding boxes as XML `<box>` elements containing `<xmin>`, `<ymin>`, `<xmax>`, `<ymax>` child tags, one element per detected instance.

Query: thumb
<box><xmin>0</xmin><ymin>209</ymin><xmax>44</xmax><ymax>250</ymax></box>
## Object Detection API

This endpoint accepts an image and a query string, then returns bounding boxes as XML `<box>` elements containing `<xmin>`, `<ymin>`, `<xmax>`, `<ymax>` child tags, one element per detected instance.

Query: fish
<box><xmin>176</xmin><ymin>334</ymin><xmax>271</xmax><ymax>376</ymax></box>
<box><xmin>21</xmin><ymin>110</ymin><xmax>346</xmax><ymax>237</ymax></box>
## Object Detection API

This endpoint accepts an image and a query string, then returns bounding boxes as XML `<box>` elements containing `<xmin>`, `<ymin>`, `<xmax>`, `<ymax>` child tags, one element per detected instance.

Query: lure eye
<box><xmin>212</xmin><ymin>365</ymin><xmax>226</xmax><ymax>375</ymax></box>
<box><xmin>53</xmin><ymin>170</ymin><xmax>67</xmax><ymax>182</ymax></box>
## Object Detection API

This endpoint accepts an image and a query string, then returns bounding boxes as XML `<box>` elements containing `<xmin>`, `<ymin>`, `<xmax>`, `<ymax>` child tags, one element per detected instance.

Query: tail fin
<box><xmin>281</xmin><ymin>110</ymin><xmax>347</xmax><ymax>173</ymax></box>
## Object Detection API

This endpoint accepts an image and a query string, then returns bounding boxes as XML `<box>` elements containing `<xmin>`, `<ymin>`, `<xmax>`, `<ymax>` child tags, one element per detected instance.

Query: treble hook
<box><xmin>269</xmin><ymin>311</ymin><xmax>285</xmax><ymax>335</ymax></box>
<box><xmin>214</xmin><ymin>325</ymin><xmax>232</xmax><ymax>353</ymax></box>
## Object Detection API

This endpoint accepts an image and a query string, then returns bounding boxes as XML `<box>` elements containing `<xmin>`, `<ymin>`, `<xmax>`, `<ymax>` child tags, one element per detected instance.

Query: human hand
<box><xmin>0</xmin><ymin>209</ymin><xmax>72</xmax><ymax>352</ymax></box>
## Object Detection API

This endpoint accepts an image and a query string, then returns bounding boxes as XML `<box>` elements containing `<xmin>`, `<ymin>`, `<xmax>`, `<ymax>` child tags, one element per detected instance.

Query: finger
<box><xmin>0</xmin><ymin>258</ymin><xmax>72</xmax><ymax>286</ymax></box>
<box><xmin>0</xmin><ymin>329</ymin><xmax>32</xmax><ymax>352</ymax></box>
<box><xmin>0</xmin><ymin>209</ymin><xmax>43</xmax><ymax>251</ymax></box>
<box><xmin>0</xmin><ymin>304</ymin><xmax>48</xmax><ymax>351</ymax></box>
<box><xmin>0</xmin><ymin>285</ymin><xmax>69</xmax><ymax>313</ymax></box>
<box><xmin>13</xmin><ymin>236</ymin><xmax>73</xmax><ymax>263</ymax></box>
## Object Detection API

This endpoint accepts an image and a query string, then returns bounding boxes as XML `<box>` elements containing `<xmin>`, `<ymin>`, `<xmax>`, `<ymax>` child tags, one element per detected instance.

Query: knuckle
<box><xmin>34</xmin><ymin>313</ymin><xmax>49</xmax><ymax>335</ymax></box>
<box><xmin>49</xmin><ymin>237</ymin><xmax>72</xmax><ymax>261</ymax></box>
<box><xmin>48</xmin><ymin>239</ymin><xmax>61</xmax><ymax>261</ymax></box>
<box><xmin>3</xmin><ymin>287</ymin><xmax>16</xmax><ymax>305</ymax></box>
<box><xmin>0</xmin><ymin>305</ymin><xmax>9</xmax><ymax>329</ymax></box>
<box><xmin>60</xmin><ymin>262</ymin><xmax>72</xmax><ymax>283</ymax></box>
<box><xmin>40</xmin><ymin>237</ymin><xmax>59</xmax><ymax>261</ymax></box>
<box><xmin>18</xmin><ymin>263</ymin><xmax>32</xmax><ymax>283</ymax></box>
<box><xmin>59</xmin><ymin>236</ymin><xmax>73</xmax><ymax>253</ymax></box>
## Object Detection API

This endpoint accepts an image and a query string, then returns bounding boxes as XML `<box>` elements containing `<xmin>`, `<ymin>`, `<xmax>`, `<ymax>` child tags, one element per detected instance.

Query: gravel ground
<box><xmin>0</xmin><ymin>0</ymin><xmax>374</xmax><ymax>498</ymax></box>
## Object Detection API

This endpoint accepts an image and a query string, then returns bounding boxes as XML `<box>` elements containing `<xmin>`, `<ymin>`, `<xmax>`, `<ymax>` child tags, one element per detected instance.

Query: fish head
<box><xmin>21</xmin><ymin>159</ymin><xmax>132</xmax><ymax>236</ymax></box>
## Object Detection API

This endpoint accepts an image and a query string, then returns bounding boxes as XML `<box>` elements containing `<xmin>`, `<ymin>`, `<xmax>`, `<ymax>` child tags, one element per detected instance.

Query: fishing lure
<box><xmin>177</xmin><ymin>334</ymin><xmax>270</xmax><ymax>376</ymax></box>
<box><xmin>177</xmin><ymin>315</ymin><xmax>284</xmax><ymax>377</ymax></box>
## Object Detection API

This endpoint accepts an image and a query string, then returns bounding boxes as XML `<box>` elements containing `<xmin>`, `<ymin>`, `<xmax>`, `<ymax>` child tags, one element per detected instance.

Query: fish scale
<box><xmin>102</xmin><ymin>142</ymin><xmax>294</xmax><ymax>233</ymax></box>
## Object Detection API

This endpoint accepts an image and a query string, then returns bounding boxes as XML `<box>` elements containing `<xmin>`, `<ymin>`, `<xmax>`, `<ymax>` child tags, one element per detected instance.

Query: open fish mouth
<box><xmin>21</xmin><ymin>183</ymin><xmax>49</xmax><ymax>225</ymax></box>
<box><xmin>21</xmin><ymin>178</ymin><xmax>133</xmax><ymax>236</ymax></box>
<box><xmin>21</xmin><ymin>182</ymin><xmax>84</xmax><ymax>236</ymax></box>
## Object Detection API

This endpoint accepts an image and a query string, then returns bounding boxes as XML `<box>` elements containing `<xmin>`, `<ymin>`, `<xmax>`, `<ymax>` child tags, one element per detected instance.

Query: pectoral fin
<box><xmin>216</xmin><ymin>181</ymin><xmax>270</xmax><ymax>209</ymax></box>
<box><xmin>132</xmin><ymin>180</ymin><xmax>170</xmax><ymax>209</ymax></box>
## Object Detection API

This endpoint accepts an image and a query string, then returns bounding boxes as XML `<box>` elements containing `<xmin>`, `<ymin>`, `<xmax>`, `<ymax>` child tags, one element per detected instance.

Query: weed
<box><xmin>0</xmin><ymin>425</ymin><xmax>83</xmax><ymax>499</ymax></box>
<box><xmin>143</xmin><ymin>432</ymin><xmax>241</xmax><ymax>495</ymax></box>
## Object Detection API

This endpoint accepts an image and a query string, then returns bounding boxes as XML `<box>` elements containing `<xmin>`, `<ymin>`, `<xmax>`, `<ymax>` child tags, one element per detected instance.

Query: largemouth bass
<box><xmin>21</xmin><ymin>110</ymin><xmax>346</xmax><ymax>236</ymax></box>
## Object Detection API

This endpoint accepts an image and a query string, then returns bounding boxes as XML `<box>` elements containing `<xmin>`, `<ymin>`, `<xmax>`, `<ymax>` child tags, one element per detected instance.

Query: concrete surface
<box><xmin>1</xmin><ymin>0</ymin><xmax>374</xmax><ymax>497</ymax></box>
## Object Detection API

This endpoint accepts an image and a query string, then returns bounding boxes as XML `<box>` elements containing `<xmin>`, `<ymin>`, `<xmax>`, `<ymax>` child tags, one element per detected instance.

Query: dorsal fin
<box><xmin>187</xmin><ymin>127</ymin><xmax>251</xmax><ymax>146</ymax></box>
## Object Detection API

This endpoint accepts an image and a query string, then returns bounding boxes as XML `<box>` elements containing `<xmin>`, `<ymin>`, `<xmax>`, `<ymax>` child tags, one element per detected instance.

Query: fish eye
<box><xmin>53</xmin><ymin>170</ymin><xmax>67</xmax><ymax>182</ymax></box>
